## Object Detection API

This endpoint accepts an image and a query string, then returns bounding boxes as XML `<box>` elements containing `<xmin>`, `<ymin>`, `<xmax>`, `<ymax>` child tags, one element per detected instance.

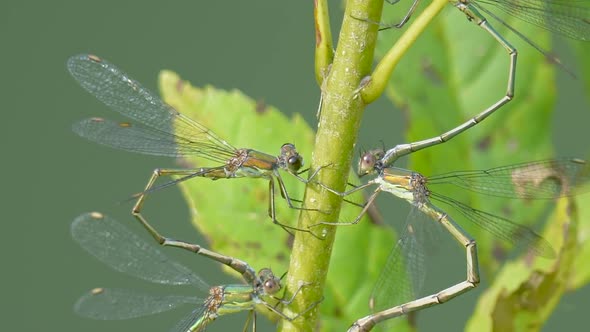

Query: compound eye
<box><xmin>289</xmin><ymin>156</ymin><xmax>300</xmax><ymax>165</ymax></box>
<box><xmin>362</xmin><ymin>153</ymin><xmax>375</xmax><ymax>166</ymax></box>
<box><xmin>288</xmin><ymin>155</ymin><xmax>303</xmax><ymax>170</ymax></box>
<box><xmin>359</xmin><ymin>153</ymin><xmax>375</xmax><ymax>171</ymax></box>
<box><xmin>263</xmin><ymin>278</ymin><xmax>281</xmax><ymax>294</ymax></box>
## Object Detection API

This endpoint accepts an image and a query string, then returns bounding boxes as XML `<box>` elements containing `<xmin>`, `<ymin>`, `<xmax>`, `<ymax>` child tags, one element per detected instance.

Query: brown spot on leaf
<box><xmin>245</xmin><ymin>241</ymin><xmax>261</xmax><ymax>249</ymax></box>
<box><xmin>314</xmin><ymin>0</ymin><xmax>321</xmax><ymax>47</ymax></box>
<box><xmin>492</xmin><ymin>243</ymin><xmax>506</xmax><ymax>261</ymax></box>
<box><xmin>511</xmin><ymin>161</ymin><xmax>571</xmax><ymax>199</ymax></box>
<box><xmin>476</xmin><ymin>135</ymin><xmax>492</xmax><ymax>151</ymax></box>
<box><xmin>255</xmin><ymin>99</ymin><xmax>267</xmax><ymax>114</ymax></box>
<box><xmin>176</xmin><ymin>78</ymin><xmax>184</xmax><ymax>93</ymax></box>
<box><xmin>275</xmin><ymin>252</ymin><xmax>287</xmax><ymax>262</ymax></box>
<box><xmin>421</xmin><ymin>58</ymin><xmax>442</xmax><ymax>85</ymax></box>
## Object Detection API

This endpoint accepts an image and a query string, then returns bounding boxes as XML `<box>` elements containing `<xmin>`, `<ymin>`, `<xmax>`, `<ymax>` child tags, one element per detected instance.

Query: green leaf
<box><xmin>371</xmin><ymin>2</ymin><xmax>580</xmax><ymax>330</ymax></box>
<box><xmin>159</xmin><ymin>70</ymin><xmax>309</xmax><ymax>273</ymax></box>
<box><xmin>465</xmin><ymin>197</ymin><xmax>579</xmax><ymax>332</ymax></box>
<box><xmin>566</xmin><ymin>184</ymin><xmax>590</xmax><ymax>290</ymax></box>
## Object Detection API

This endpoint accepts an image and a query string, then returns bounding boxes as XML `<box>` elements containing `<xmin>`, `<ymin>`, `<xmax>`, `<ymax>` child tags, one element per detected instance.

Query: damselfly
<box><xmin>72</xmin><ymin>212</ymin><xmax>317</xmax><ymax>331</ymax></box>
<box><xmin>69</xmin><ymin>54</ymin><xmax>319</xmax><ymax>238</ymax></box>
<box><xmin>315</xmin><ymin>152</ymin><xmax>588</xmax><ymax>331</ymax></box>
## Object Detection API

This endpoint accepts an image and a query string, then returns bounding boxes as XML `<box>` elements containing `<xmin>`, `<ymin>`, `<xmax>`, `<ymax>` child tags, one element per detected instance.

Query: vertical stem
<box><xmin>279</xmin><ymin>1</ymin><xmax>383</xmax><ymax>331</ymax></box>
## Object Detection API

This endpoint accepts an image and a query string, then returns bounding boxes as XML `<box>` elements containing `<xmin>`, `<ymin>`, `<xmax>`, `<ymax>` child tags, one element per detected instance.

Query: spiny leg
<box><xmin>131</xmin><ymin>168</ymin><xmax>196</xmax><ymax>244</ymax></box>
<box><xmin>255</xmin><ymin>269</ymin><xmax>322</xmax><ymax>321</ymax></box>
<box><xmin>262</xmin><ymin>284</ymin><xmax>323</xmax><ymax>322</ymax></box>
<box><xmin>277</xmin><ymin>163</ymin><xmax>332</xmax><ymax>208</ymax></box>
<box><xmin>267</xmin><ymin>176</ymin><xmax>324</xmax><ymax>238</ymax></box>
<box><xmin>380</xmin><ymin>4</ymin><xmax>516</xmax><ymax>167</ymax></box>
<box><xmin>350</xmin><ymin>0</ymin><xmax>421</xmax><ymax>30</ymax></box>
<box><xmin>275</xmin><ymin>171</ymin><xmax>320</xmax><ymax>212</ymax></box>
<box><xmin>310</xmin><ymin>181</ymin><xmax>381</xmax><ymax>227</ymax></box>
<box><xmin>295</xmin><ymin>163</ymin><xmax>332</xmax><ymax>183</ymax></box>
<box><xmin>241</xmin><ymin>310</ymin><xmax>255</xmax><ymax>332</ymax></box>
<box><xmin>275</xmin><ymin>281</ymin><xmax>313</xmax><ymax>307</ymax></box>
<box><xmin>146</xmin><ymin>235</ymin><xmax>258</xmax><ymax>285</ymax></box>
<box><xmin>381</xmin><ymin>0</ymin><xmax>421</xmax><ymax>29</ymax></box>
<box><xmin>291</xmin><ymin>163</ymin><xmax>363</xmax><ymax>210</ymax></box>
<box><xmin>349</xmin><ymin>204</ymin><xmax>480</xmax><ymax>332</ymax></box>
<box><xmin>131</xmin><ymin>167</ymin><xmax>258</xmax><ymax>283</ymax></box>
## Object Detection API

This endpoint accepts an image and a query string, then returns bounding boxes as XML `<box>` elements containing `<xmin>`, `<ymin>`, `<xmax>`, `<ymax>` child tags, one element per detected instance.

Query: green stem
<box><xmin>279</xmin><ymin>1</ymin><xmax>382</xmax><ymax>331</ymax></box>
<box><xmin>360</xmin><ymin>0</ymin><xmax>447</xmax><ymax>104</ymax></box>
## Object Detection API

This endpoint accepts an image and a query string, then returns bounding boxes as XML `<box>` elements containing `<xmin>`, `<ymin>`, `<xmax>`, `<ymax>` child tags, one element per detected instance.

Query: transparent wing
<box><xmin>428</xmin><ymin>159</ymin><xmax>589</xmax><ymax>199</ymax></box>
<box><xmin>71</xmin><ymin>212</ymin><xmax>210</xmax><ymax>289</ymax></box>
<box><xmin>168</xmin><ymin>303</ymin><xmax>214</xmax><ymax>332</ymax></box>
<box><xmin>68</xmin><ymin>54</ymin><xmax>236</xmax><ymax>162</ymax></box>
<box><xmin>74</xmin><ymin>288</ymin><xmax>201</xmax><ymax>320</ymax></box>
<box><xmin>476</xmin><ymin>0</ymin><xmax>590</xmax><ymax>41</ymax></box>
<box><xmin>431</xmin><ymin>193</ymin><xmax>555</xmax><ymax>257</ymax></box>
<box><xmin>370</xmin><ymin>207</ymin><xmax>427</xmax><ymax>315</ymax></box>
<box><xmin>73</xmin><ymin>118</ymin><xmax>211</xmax><ymax>158</ymax></box>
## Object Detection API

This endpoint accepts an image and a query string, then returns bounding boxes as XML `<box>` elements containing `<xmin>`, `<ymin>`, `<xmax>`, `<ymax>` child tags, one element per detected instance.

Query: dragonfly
<box><xmin>68</xmin><ymin>54</ymin><xmax>320</xmax><ymax>239</ymax></box>
<box><xmin>72</xmin><ymin>212</ymin><xmax>317</xmax><ymax>331</ymax></box>
<box><xmin>361</xmin><ymin>0</ymin><xmax>590</xmax><ymax>169</ymax></box>
<box><xmin>314</xmin><ymin>151</ymin><xmax>589</xmax><ymax>331</ymax></box>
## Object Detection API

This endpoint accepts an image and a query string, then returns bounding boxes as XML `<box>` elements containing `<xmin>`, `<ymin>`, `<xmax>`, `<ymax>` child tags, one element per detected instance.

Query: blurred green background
<box><xmin>2</xmin><ymin>1</ymin><xmax>589</xmax><ymax>331</ymax></box>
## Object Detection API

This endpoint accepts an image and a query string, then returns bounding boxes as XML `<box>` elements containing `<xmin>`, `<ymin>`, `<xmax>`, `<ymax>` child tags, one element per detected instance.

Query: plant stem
<box><xmin>279</xmin><ymin>1</ymin><xmax>382</xmax><ymax>331</ymax></box>
<box><xmin>360</xmin><ymin>0</ymin><xmax>447</xmax><ymax>103</ymax></box>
